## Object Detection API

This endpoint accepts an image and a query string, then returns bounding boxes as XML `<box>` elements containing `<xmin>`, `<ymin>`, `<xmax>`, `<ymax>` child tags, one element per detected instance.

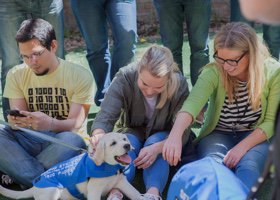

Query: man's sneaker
<box><xmin>0</xmin><ymin>172</ymin><xmax>14</xmax><ymax>187</ymax></box>
<box><xmin>141</xmin><ymin>193</ymin><xmax>162</xmax><ymax>200</ymax></box>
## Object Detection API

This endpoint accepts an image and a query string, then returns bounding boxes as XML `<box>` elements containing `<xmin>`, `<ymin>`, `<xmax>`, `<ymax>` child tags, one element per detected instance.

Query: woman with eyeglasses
<box><xmin>163</xmin><ymin>22</ymin><xmax>280</xmax><ymax>189</ymax></box>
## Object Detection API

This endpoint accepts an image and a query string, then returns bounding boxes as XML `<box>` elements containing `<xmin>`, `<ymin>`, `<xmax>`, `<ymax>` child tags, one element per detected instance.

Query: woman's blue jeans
<box><xmin>70</xmin><ymin>0</ymin><xmax>137</xmax><ymax>106</ymax></box>
<box><xmin>197</xmin><ymin>130</ymin><xmax>269</xmax><ymax>189</ymax></box>
<box><xmin>124</xmin><ymin>131</ymin><xmax>169</xmax><ymax>194</ymax></box>
<box><xmin>0</xmin><ymin>0</ymin><xmax>65</xmax><ymax>120</ymax></box>
<box><xmin>0</xmin><ymin>125</ymin><xmax>85</xmax><ymax>187</ymax></box>
<box><xmin>153</xmin><ymin>0</ymin><xmax>211</xmax><ymax>85</ymax></box>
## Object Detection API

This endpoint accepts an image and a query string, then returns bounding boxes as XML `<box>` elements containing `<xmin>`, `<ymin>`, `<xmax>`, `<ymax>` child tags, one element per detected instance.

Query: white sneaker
<box><xmin>1</xmin><ymin>174</ymin><xmax>13</xmax><ymax>185</ymax></box>
<box><xmin>141</xmin><ymin>193</ymin><xmax>162</xmax><ymax>200</ymax></box>
<box><xmin>107</xmin><ymin>192</ymin><xmax>123</xmax><ymax>200</ymax></box>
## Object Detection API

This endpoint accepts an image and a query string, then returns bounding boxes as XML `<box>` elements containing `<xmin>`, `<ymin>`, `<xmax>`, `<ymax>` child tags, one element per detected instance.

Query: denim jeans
<box><xmin>124</xmin><ymin>131</ymin><xmax>169</xmax><ymax>194</ymax></box>
<box><xmin>153</xmin><ymin>0</ymin><xmax>211</xmax><ymax>86</ymax></box>
<box><xmin>0</xmin><ymin>0</ymin><xmax>65</xmax><ymax>120</ymax></box>
<box><xmin>231</xmin><ymin>0</ymin><xmax>280</xmax><ymax>60</ymax></box>
<box><xmin>0</xmin><ymin>125</ymin><xmax>85</xmax><ymax>187</ymax></box>
<box><xmin>197</xmin><ymin>130</ymin><xmax>269</xmax><ymax>189</ymax></box>
<box><xmin>70</xmin><ymin>0</ymin><xmax>137</xmax><ymax>106</ymax></box>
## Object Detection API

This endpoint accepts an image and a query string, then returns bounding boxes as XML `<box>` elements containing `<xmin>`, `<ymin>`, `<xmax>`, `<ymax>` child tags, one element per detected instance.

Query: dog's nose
<box><xmin>123</xmin><ymin>144</ymin><xmax>131</xmax><ymax>151</ymax></box>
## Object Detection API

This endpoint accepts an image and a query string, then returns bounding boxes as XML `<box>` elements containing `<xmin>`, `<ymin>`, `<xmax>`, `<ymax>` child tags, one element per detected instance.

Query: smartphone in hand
<box><xmin>6</xmin><ymin>109</ymin><xmax>26</xmax><ymax>117</ymax></box>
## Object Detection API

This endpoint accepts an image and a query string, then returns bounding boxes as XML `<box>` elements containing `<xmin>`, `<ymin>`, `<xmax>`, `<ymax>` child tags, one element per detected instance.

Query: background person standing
<box><xmin>71</xmin><ymin>0</ymin><xmax>137</xmax><ymax>106</ymax></box>
<box><xmin>153</xmin><ymin>0</ymin><xmax>211</xmax><ymax>86</ymax></box>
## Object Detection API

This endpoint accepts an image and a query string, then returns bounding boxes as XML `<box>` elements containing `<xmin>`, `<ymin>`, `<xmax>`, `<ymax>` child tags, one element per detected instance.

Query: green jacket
<box><xmin>181</xmin><ymin>58</ymin><xmax>280</xmax><ymax>142</ymax></box>
<box><xmin>92</xmin><ymin>63</ymin><xmax>190</xmax><ymax>142</ymax></box>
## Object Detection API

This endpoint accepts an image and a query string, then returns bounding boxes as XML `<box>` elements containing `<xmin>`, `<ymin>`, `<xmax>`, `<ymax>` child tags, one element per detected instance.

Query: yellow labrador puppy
<box><xmin>0</xmin><ymin>132</ymin><xmax>143</xmax><ymax>200</ymax></box>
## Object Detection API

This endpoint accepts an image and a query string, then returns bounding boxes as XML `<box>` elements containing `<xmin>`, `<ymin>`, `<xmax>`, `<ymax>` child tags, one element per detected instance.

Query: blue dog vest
<box><xmin>33</xmin><ymin>153</ymin><xmax>125</xmax><ymax>199</ymax></box>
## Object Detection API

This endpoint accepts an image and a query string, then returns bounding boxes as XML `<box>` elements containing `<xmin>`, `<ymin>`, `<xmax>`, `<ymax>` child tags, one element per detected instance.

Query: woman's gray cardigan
<box><xmin>91</xmin><ymin>63</ymin><xmax>190</xmax><ymax>142</ymax></box>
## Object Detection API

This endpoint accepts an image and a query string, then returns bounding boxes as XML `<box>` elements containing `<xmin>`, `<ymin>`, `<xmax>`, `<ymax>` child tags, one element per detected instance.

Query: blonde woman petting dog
<box><xmin>163</xmin><ymin>22</ymin><xmax>280</xmax><ymax>189</ymax></box>
<box><xmin>91</xmin><ymin>45</ymin><xmax>190</xmax><ymax>200</ymax></box>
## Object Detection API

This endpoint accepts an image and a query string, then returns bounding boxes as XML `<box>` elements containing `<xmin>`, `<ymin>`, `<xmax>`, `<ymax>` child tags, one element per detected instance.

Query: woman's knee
<box><xmin>197</xmin><ymin>142</ymin><xmax>227</xmax><ymax>162</ymax></box>
<box><xmin>197</xmin><ymin>133</ymin><xmax>234</xmax><ymax>161</ymax></box>
<box><xmin>144</xmin><ymin>131</ymin><xmax>169</xmax><ymax>147</ymax></box>
<box><xmin>125</xmin><ymin>133</ymin><xmax>142</xmax><ymax>153</ymax></box>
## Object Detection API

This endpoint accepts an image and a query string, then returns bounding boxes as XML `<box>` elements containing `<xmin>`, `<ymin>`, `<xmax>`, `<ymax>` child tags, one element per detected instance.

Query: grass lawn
<box><xmin>0</xmin><ymin>28</ymin><xmax>273</xmax><ymax>199</ymax></box>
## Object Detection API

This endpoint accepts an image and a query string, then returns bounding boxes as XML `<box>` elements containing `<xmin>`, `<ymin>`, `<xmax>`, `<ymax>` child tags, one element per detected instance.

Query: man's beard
<box><xmin>35</xmin><ymin>68</ymin><xmax>49</xmax><ymax>76</ymax></box>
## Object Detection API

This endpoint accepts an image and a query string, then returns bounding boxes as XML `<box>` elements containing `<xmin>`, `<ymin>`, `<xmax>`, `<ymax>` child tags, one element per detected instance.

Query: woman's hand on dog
<box><xmin>134</xmin><ymin>143</ymin><xmax>161</xmax><ymax>169</ymax></box>
<box><xmin>91</xmin><ymin>129</ymin><xmax>105</xmax><ymax>149</ymax></box>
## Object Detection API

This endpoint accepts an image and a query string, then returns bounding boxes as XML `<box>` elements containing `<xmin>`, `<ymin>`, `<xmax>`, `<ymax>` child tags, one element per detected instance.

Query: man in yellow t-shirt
<box><xmin>0</xmin><ymin>18</ymin><xmax>95</xmax><ymax>188</ymax></box>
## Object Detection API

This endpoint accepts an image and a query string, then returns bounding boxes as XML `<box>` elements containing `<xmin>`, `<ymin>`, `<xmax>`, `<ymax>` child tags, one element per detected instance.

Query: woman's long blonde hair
<box><xmin>138</xmin><ymin>45</ymin><xmax>180</xmax><ymax>109</ymax></box>
<box><xmin>214</xmin><ymin>22</ymin><xmax>270</xmax><ymax>110</ymax></box>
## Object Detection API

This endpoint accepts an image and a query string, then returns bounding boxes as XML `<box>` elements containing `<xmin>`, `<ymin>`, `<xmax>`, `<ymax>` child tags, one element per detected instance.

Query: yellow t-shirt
<box><xmin>4</xmin><ymin>59</ymin><xmax>95</xmax><ymax>140</ymax></box>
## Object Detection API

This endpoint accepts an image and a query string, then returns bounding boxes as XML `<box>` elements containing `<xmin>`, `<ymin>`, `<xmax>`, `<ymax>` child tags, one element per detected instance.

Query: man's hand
<box><xmin>20</xmin><ymin>111</ymin><xmax>53</xmax><ymax>131</ymax></box>
<box><xmin>162</xmin><ymin>135</ymin><xmax>182</xmax><ymax>166</ymax></box>
<box><xmin>7</xmin><ymin>113</ymin><xmax>29</xmax><ymax>129</ymax></box>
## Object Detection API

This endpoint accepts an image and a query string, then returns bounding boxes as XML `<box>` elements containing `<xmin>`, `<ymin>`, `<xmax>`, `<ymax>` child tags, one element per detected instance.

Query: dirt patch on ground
<box><xmin>65</xmin><ymin>30</ymin><xmax>85</xmax><ymax>52</ymax></box>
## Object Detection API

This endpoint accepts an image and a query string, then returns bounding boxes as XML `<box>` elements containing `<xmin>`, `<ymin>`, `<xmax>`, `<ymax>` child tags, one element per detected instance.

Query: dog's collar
<box><xmin>120</xmin><ymin>163</ymin><xmax>132</xmax><ymax>174</ymax></box>
<box><xmin>118</xmin><ymin>169</ymin><xmax>123</xmax><ymax>174</ymax></box>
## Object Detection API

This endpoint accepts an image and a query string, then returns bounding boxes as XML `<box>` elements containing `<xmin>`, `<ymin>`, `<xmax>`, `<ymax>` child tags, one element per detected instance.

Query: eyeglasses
<box><xmin>213</xmin><ymin>52</ymin><xmax>247</xmax><ymax>67</ymax></box>
<box><xmin>20</xmin><ymin>48</ymin><xmax>46</xmax><ymax>61</ymax></box>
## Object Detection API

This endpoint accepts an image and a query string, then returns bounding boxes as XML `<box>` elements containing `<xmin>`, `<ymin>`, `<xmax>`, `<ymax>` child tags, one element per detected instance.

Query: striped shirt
<box><xmin>216</xmin><ymin>81</ymin><xmax>262</xmax><ymax>132</ymax></box>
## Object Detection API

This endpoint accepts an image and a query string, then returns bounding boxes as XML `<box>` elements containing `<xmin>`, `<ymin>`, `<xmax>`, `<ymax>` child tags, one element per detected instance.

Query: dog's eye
<box><xmin>123</xmin><ymin>138</ymin><xmax>127</xmax><ymax>141</ymax></box>
<box><xmin>110</xmin><ymin>141</ymin><xmax>117</xmax><ymax>146</ymax></box>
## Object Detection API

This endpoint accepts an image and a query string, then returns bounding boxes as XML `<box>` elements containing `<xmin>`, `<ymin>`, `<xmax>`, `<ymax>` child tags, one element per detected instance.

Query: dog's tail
<box><xmin>0</xmin><ymin>185</ymin><xmax>33</xmax><ymax>199</ymax></box>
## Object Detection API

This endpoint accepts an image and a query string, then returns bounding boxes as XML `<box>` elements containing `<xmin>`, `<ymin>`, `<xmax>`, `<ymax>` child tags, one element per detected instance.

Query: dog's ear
<box><xmin>92</xmin><ymin>139</ymin><xmax>105</xmax><ymax>166</ymax></box>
